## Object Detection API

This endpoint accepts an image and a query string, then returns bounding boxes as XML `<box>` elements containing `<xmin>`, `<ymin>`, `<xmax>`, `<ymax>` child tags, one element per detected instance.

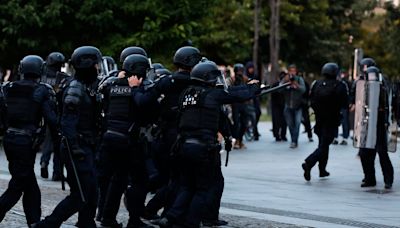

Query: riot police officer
<box><xmin>358</xmin><ymin>66</ymin><xmax>394</xmax><ymax>189</ymax></box>
<box><xmin>40</xmin><ymin>51</ymin><xmax>66</xmax><ymax>181</ymax></box>
<box><xmin>158</xmin><ymin>61</ymin><xmax>259</xmax><ymax>227</ymax></box>
<box><xmin>97</xmin><ymin>54</ymin><xmax>161</xmax><ymax>228</ymax></box>
<box><xmin>0</xmin><ymin>55</ymin><xmax>58</xmax><ymax>226</ymax></box>
<box><xmin>144</xmin><ymin>46</ymin><xmax>202</xmax><ymax>219</ymax></box>
<box><xmin>34</xmin><ymin>46</ymin><xmax>103</xmax><ymax>228</ymax></box>
<box><xmin>302</xmin><ymin>63</ymin><xmax>348</xmax><ymax>181</ymax></box>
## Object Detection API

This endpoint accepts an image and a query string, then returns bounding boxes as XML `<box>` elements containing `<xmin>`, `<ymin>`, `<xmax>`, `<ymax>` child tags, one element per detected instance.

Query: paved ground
<box><xmin>0</xmin><ymin>121</ymin><xmax>399</xmax><ymax>227</ymax></box>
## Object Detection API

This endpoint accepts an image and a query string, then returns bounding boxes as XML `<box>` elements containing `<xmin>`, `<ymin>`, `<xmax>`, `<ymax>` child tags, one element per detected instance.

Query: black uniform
<box><xmin>270</xmin><ymin>80</ymin><xmax>287</xmax><ymax>141</ymax></box>
<box><xmin>98</xmin><ymin>77</ymin><xmax>161</xmax><ymax>227</ymax></box>
<box><xmin>165</xmin><ymin>83</ymin><xmax>259</xmax><ymax>227</ymax></box>
<box><xmin>0</xmin><ymin>78</ymin><xmax>58</xmax><ymax>225</ymax></box>
<box><xmin>303</xmin><ymin>63</ymin><xmax>348</xmax><ymax>181</ymax></box>
<box><xmin>359</xmin><ymin>74</ymin><xmax>394</xmax><ymax>188</ymax></box>
<box><xmin>35</xmin><ymin>46</ymin><xmax>103</xmax><ymax>228</ymax></box>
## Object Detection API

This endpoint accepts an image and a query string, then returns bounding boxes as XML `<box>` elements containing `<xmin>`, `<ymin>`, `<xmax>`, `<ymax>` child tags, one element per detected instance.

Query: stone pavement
<box><xmin>0</xmin><ymin>121</ymin><xmax>399</xmax><ymax>227</ymax></box>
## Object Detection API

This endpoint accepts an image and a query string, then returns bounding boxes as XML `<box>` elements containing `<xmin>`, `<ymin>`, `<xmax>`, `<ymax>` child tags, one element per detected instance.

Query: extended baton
<box><xmin>258</xmin><ymin>82</ymin><xmax>291</xmax><ymax>97</ymax></box>
<box><xmin>62</xmin><ymin>136</ymin><xmax>86</xmax><ymax>203</ymax></box>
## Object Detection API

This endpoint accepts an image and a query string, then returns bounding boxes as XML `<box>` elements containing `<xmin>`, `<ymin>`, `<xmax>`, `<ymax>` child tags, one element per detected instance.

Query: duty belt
<box><xmin>6</xmin><ymin>127</ymin><xmax>33</xmax><ymax>137</ymax></box>
<box><xmin>106</xmin><ymin>130</ymin><xmax>128</xmax><ymax>138</ymax></box>
<box><xmin>185</xmin><ymin>138</ymin><xmax>217</xmax><ymax>146</ymax></box>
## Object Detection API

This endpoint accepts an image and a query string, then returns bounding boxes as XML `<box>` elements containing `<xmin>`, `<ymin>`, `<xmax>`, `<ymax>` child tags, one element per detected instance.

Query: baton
<box><xmin>258</xmin><ymin>82</ymin><xmax>291</xmax><ymax>97</ymax></box>
<box><xmin>225</xmin><ymin>148</ymin><xmax>230</xmax><ymax>167</ymax></box>
<box><xmin>62</xmin><ymin>136</ymin><xmax>86</xmax><ymax>203</ymax></box>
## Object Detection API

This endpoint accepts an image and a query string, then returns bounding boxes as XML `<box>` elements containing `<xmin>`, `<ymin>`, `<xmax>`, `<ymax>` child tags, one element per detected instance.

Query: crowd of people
<box><xmin>0</xmin><ymin>43</ymin><xmax>396</xmax><ymax>228</ymax></box>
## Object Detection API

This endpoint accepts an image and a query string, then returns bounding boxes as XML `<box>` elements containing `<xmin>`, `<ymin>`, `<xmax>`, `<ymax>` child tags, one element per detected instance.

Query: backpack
<box><xmin>310</xmin><ymin>79</ymin><xmax>338</xmax><ymax>116</ymax></box>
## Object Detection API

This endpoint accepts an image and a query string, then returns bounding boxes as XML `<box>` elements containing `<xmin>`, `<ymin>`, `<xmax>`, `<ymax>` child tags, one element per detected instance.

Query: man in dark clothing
<box><xmin>0</xmin><ymin>55</ymin><xmax>58</xmax><ymax>226</ymax></box>
<box><xmin>40</xmin><ymin>51</ymin><xmax>66</xmax><ymax>181</ymax></box>
<box><xmin>302</xmin><ymin>63</ymin><xmax>348</xmax><ymax>181</ymax></box>
<box><xmin>271</xmin><ymin>72</ymin><xmax>287</xmax><ymax>141</ymax></box>
<box><xmin>157</xmin><ymin>60</ymin><xmax>260</xmax><ymax>228</ymax></box>
<box><xmin>245</xmin><ymin>62</ymin><xmax>261</xmax><ymax>140</ymax></box>
<box><xmin>34</xmin><ymin>46</ymin><xmax>103</xmax><ymax>228</ymax></box>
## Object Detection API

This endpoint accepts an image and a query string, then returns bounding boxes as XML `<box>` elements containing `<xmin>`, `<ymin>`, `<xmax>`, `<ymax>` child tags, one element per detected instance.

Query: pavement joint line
<box><xmin>221</xmin><ymin>202</ymin><xmax>400</xmax><ymax>228</ymax></box>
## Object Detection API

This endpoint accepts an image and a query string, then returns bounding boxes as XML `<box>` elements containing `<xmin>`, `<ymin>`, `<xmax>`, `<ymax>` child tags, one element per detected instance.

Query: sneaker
<box><xmin>100</xmin><ymin>220</ymin><xmax>123</xmax><ymax>228</ymax></box>
<box><xmin>282</xmin><ymin>137</ymin><xmax>288</xmax><ymax>142</ymax></box>
<box><xmin>233</xmin><ymin>141</ymin><xmax>241</xmax><ymax>149</ymax></box>
<box><xmin>309</xmin><ymin>138</ymin><xmax>314</xmax><ymax>142</ymax></box>
<box><xmin>302</xmin><ymin>163</ymin><xmax>311</xmax><ymax>181</ymax></box>
<box><xmin>385</xmin><ymin>183</ymin><xmax>393</xmax><ymax>189</ymax></box>
<box><xmin>340</xmin><ymin>140</ymin><xmax>348</xmax><ymax>145</ymax></box>
<box><xmin>289</xmin><ymin>143</ymin><xmax>297</xmax><ymax>149</ymax></box>
<box><xmin>332</xmin><ymin>139</ymin><xmax>339</xmax><ymax>145</ymax></box>
<box><xmin>239</xmin><ymin>142</ymin><xmax>246</xmax><ymax>149</ymax></box>
<box><xmin>361</xmin><ymin>181</ymin><xmax>376</xmax><ymax>187</ymax></box>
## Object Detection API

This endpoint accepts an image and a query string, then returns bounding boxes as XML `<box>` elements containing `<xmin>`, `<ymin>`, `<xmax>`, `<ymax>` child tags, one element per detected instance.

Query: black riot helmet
<box><xmin>70</xmin><ymin>46</ymin><xmax>102</xmax><ymax>69</ymax></box>
<box><xmin>365</xmin><ymin>66</ymin><xmax>381</xmax><ymax>81</ymax></box>
<box><xmin>19</xmin><ymin>55</ymin><xmax>45</xmax><ymax>78</ymax></box>
<box><xmin>321</xmin><ymin>62</ymin><xmax>339</xmax><ymax>79</ymax></box>
<box><xmin>120</xmin><ymin>46</ymin><xmax>147</xmax><ymax>63</ymax></box>
<box><xmin>122</xmin><ymin>54</ymin><xmax>150</xmax><ymax>79</ymax></box>
<box><xmin>155</xmin><ymin>68</ymin><xmax>171</xmax><ymax>80</ymax></box>
<box><xmin>233</xmin><ymin>63</ymin><xmax>244</xmax><ymax>74</ymax></box>
<box><xmin>359</xmin><ymin>58</ymin><xmax>376</xmax><ymax>72</ymax></box>
<box><xmin>190</xmin><ymin>61</ymin><xmax>222</xmax><ymax>86</ymax></box>
<box><xmin>152</xmin><ymin>63</ymin><xmax>165</xmax><ymax>70</ymax></box>
<box><xmin>173</xmin><ymin>46</ymin><xmax>202</xmax><ymax>70</ymax></box>
<box><xmin>46</xmin><ymin>52</ymin><xmax>65</xmax><ymax>69</ymax></box>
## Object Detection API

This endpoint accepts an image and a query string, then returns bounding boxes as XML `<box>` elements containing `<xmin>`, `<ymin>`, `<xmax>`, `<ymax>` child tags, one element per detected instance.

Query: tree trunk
<box><xmin>269</xmin><ymin>0</ymin><xmax>280</xmax><ymax>83</ymax></box>
<box><xmin>253</xmin><ymin>0</ymin><xmax>261</xmax><ymax>79</ymax></box>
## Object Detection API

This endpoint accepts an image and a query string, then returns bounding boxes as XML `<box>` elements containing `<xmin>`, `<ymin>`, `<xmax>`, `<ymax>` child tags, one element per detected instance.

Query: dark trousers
<box><xmin>0</xmin><ymin>133</ymin><xmax>40</xmax><ymax>225</ymax></box>
<box><xmin>335</xmin><ymin>108</ymin><xmax>350</xmax><ymax>139</ymax></box>
<box><xmin>305</xmin><ymin>124</ymin><xmax>335</xmax><ymax>172</ymax></box>
<box><xmin>232</xmin><ymin>104</ymin><xmax>248</xmax><ymax>141</ymax></box>
<box><xmin>301</xmin><ymin>104</ymin><xmax>312</xmax><ymax>139</ymax></box>
<box><xmin>99</xmin><ymin>132</ymin><xmax>148</xmax><ymax>226</ymax></box>
<box><xmin>271</xmin><ymin>104</ymin><xmax>287</xmax><ymax>140</ymax></box>
<box><xmin>203</xmin><ymin>158</ymin><xmax>224</xmax><ymax>222</ymax></box>
<box><xmin>359</xmin><ymin>119</ymin><xmax>394</xmax><ymax>185</ymax></box>
<box><xmin>146</xmin><ymin>128</ymin><xmax>180</xmax><ymax>216</ymax></box>
<box><xmin>41</xmin><ymin>143</ymin><xmax>97</xmax><ymax>228</ymax></box>
<box><xmin>167</xmin><ymin>142</ymin><xmax>217</xmax><ymax>228</ymax></box>
<box><xmin>40</xmin><ymin>127</ymin><xmax>61</xmax><ymax>176</ymax></box>
<box><xmin>253</xmin><ymin>98</ymin><xmax>261</xmax><ymax>137</ymax></box>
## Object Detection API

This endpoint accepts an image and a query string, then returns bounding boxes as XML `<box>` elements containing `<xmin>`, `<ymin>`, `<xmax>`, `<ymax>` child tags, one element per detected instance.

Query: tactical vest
<box><xmin>6</xmin><ymin>81</ymin><xmax>40</xmax><ymax>128</ymax></box>
<box><xmin>179</xmin><ymin>86</ymin><xmax>220</xmax><ymax>136</ymax></box>
<box><xmin>107</xmin><ymin>79</ymin><xmax>134</xmax><ymax>132</ymax></box>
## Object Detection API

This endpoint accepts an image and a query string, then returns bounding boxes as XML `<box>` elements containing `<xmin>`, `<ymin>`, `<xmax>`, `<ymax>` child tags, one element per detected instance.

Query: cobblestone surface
<box><xmin>0</xmin><ymin>179</ymin><xmax>306</xmax><ymax>227</ymax></box>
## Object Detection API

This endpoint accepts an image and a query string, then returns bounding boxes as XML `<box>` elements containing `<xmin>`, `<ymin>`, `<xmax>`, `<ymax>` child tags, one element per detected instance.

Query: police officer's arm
<box><xmin>61</xmin><ymin>81</ymin><xmax>82</xmax><ymax>144</ymax></box>
<box><xmin>213</xmin><ymin>84</ymin><xmax>259</xmax><ymax>104</ymax></box>
<box><xmin>35</xmin><ymin>85</ymin><xmax>58</xmax><ymax>130</ymax></box>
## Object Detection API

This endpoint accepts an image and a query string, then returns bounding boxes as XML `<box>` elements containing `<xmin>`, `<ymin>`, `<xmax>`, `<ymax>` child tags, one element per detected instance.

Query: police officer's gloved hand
<box><xmin>224</xmin><ymin>137</ymin><xmax>233</xmax><ymax>151</ymax></box>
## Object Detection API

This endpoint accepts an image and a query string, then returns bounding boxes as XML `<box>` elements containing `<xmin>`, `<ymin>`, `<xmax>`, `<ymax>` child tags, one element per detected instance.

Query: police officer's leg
<box><xmin>203</xmin><ymin>157</ymin><xmax>225</xmax><ymax>225</ymax></box>
<box><xmin>126</xmin><ymin>146</ymin><xmax>149</xmax><ymax>227</ymax></box>
<box><xmin>304</xmin><ymin>126</ymin><xmax>323</xmax><ymax>169</ymax></box>
<box><xmin>376</xmin><ymin>142</ymin><xmax>394</xmax><ymax>186</ymax></box>
<box><xmin>165</xmin><ymin>144</ymin><xmax>196</xmax><ymax>223</ymax></box>
<box><xmin>359</xmin><ymin>148</ymin><xmax>376</xmax><ymax>185</ymax></box>
<box><xmin>341</xmin><ymin>108</ymin><xmax>350</xmax><ymax>140</ymax></box>
<box><xmin>318</xmin><ymin>127</ymin><xmax>335</xmax><ymax>174</ymax></box>
<box><xmin>101</xmin><ymin>138</ymin><xmax>129</xmax><ymax>225</ymax></box>
<box><xmin>184</xmin><ymin>144</ymin><xmax>216</xmax><ymax>227</ymax></box>
<box><xmin>40</xmin><ymin>162</ymin><xmax>86</xmax><ymax>227</ymax></box>
<box><xmin>51</xmin><ymin>141</ymin><xmax>62</xmax><ymax>180</ymax></box>
<box><xmin>96</xmin><ymin>137</ymin><xmax>114</xmax><ymax>221</ymax></box>
<box><xmin>77</xmin><ymin>145</ymin><xmax>97</xmax><ymax>227</ymax></box>
<box><xmin>40</xmin><ymin>128</ymin><xmax>53</xmax><ymax>178</ymax></box>
<box><xmin>0</xmin><ymin>134</ymin><xmax>41</xmax><ymax>225</ymax></box>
